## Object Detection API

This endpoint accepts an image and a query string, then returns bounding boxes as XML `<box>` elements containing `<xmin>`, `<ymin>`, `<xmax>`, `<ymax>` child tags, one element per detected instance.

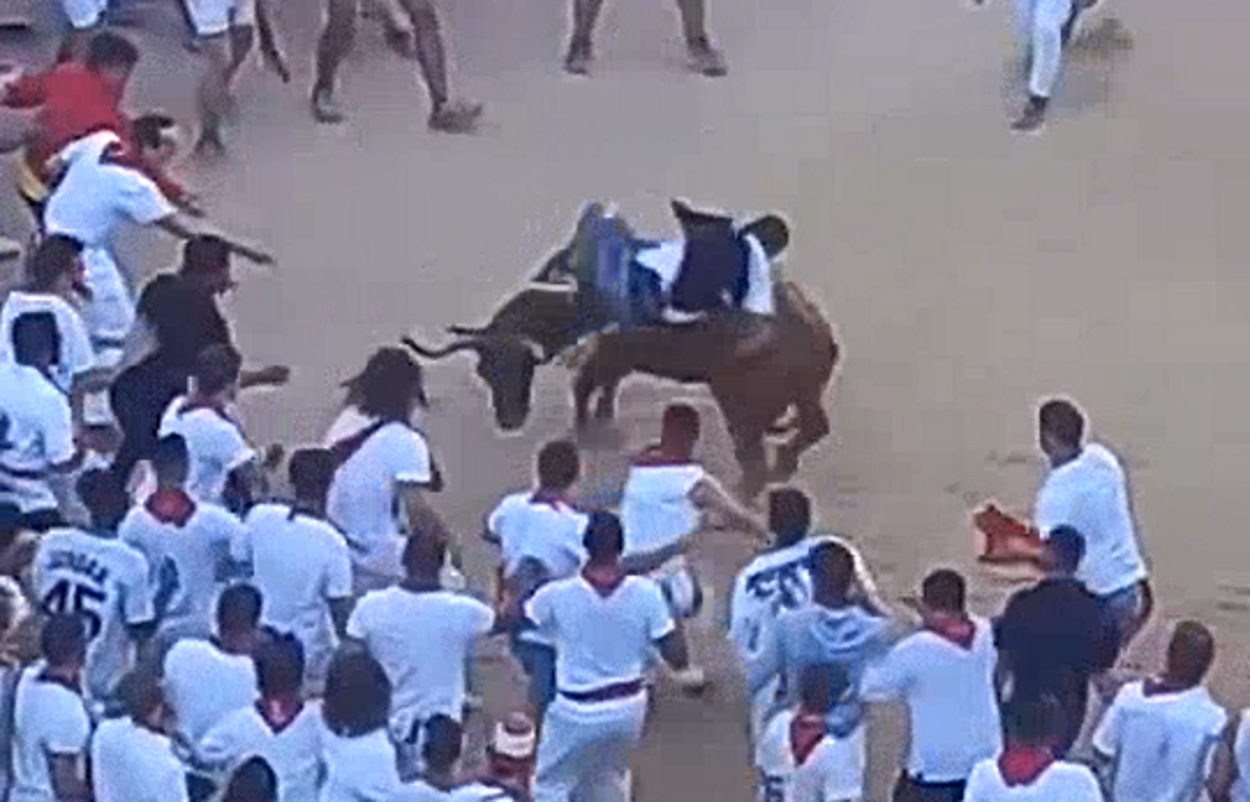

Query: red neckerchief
<box><xmin>997</xmin><ymin>745</ymin><xmax>1055</xmax><ymax>787</ymax></box>
<box><xmin>632</xmin><ymin>443</ymin><xmax>696</xmax><ymax>468</ymax></box>
<box><xmin>145</xmin><ymin>488</ymin><xmax>196</xmax><ymax>527</ymax></box>
<box><xmin>1142</xmin><ymin>677</ymin><xmax>1192</xmax><ymax>698</ymax></box>
<box><xmin>529</xmin><ymin>489</ymin><xmax>573</xmax><ymax>510</ymax></box>
<box><xmin>922</xmin><ymin>612</ymin><xmax>976</xmax><ymax>651</ymax></box>
<box><xmin>179</xmin><ymin>396</ymin><xmax>233</xmax><ymax>423</ymax></box>
<box><xmin>256</xmin><ymin>696</ymin><xmax>305</xmax><ymax>734</ymax></box>
<box><xmin>582</xmin><ymin>564</ymin><xmax>626</xmax><ymax>598</ymax></box>
<box><xmin>789</xmin><ymin>712</ymin><xmax>827</xmax><ymax>766</ymax></box>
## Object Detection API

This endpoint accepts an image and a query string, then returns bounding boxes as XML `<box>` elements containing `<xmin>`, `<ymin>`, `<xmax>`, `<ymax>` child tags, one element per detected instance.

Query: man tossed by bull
<box><xmin>544</xmin><ymin>200</ymin><xmax>791</xmax><ymax>361</ymax></box>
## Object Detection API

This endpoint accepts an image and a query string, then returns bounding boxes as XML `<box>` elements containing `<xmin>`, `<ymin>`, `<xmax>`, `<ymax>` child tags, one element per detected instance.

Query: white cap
<box><xmin>491</xmin><ymin>713</ymin><xmax>536</xmax><ymax>760</ymax></box>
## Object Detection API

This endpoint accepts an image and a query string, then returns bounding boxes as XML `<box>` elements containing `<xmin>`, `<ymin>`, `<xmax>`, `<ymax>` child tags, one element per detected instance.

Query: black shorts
<box><xmin>18</xmin><ymin>508</ymin><xmax>63</xmax><ymax>533</ymax></box>
<box><xmin>892</xmin><ymin>774</ymin><xmax>967</xmax><ymax>802</ymax></box>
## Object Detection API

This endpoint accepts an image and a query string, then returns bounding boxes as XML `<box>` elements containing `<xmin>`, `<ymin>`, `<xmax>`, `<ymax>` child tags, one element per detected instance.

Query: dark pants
<box><xmin>510</xmin><ymin>635</ymin><xmax>556</xmax><ymax>719</ymax></box>
<box><xmin>18</xmin><ymin>509</ymin><xmax>63</xmax><ymax>533</ymax></box>
<box><xmin>109</xmin><ymin>360</ymin><xmax>184</xmax><ymax>484</ymax></box>
<box><xmin>892</xmin><ymin>774</ymin><xmax>967</xmax><ymax>802</ymax></box>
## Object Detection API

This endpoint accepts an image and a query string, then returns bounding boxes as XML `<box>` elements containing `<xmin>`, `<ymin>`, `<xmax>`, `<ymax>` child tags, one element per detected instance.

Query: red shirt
<box><xmin>2</xmin><ymin>63</ymin><xmax>189</xmax><ymax>204</ymax></box>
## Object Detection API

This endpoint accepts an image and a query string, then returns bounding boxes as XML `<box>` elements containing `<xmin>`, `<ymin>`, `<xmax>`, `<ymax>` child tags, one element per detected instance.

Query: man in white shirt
<box><xmin>162</xmin><ymin>582</ymin><xmax>261</xmax><ymax>750</ymax></box>
<box><xmin>32</xmin><ymin>468</ymin><xmax>156</xmax><ymax>709</ymax></box>
<box><xmin>486</xmin><ymin>439</ymin><xmax>588</xmax><ymax>718</ymax></box>
<box><xmin>619</xmin><ymin>402</ymin><xmax>767</xmax><ymax>690</ymax></box>
<box><xmin>755</xmin><ymin>662</ymin><xmax>866</xmax><ymax>802</ymax></box>
<box><xmin>862</xmin><ymin>569</ymin><xmax>1001</xmax><ymax>802</ymax></box>
<box><xmin>157</xmin><ymin>345</ymin><xmax>264</xmax><ymax>511</ymax></box>
<box><xmin>236</xmin><ymin>448</ymin><xmax>353</xmax><ymax>691</ymax></box>
<box><xmin>197</xmin><ymin>634</ymin><xmax>323</xmax><ymax>802</ymax></box>
<box><xmin>120</xmin><ymin>433</ymin><xmax>244</xmax><ymax>642</ymax></box>
<box><xmin>451</xmin><ymin>713</ymin><xmax>537</xmax><ymax>801</ymax></box>
<box><xmin>0</xmin><ymin>235</ymin><xmax>98</xmax><ymax>400</ymax></box>
<box><xmin>1034</xmin><ymin>397</ymin><xmax>1154</xmax><ymax>651</ymax></box>
<box><xmin>0</xmin><ymin>311</ymin><xmax>84</xmax><ymax>531</ymax></box>
<box><xmin>1092</xmin><ymin>620</ymin><xmax>1226</xmax><ymax>802</ymax></box>
<box><xmin>325</xmin><ymin>346</ymin><xmax>447</xmax><ymax>593</ymax></box>
<box><xmin>964</xmin><ymin>698</ymin><xmax>1101</xmax><ymax>801</ymax></box>
<box><xmin>10</xmin><ymin>614</ymin><xmax>92</xmax><ymax>802</ymax></box>
<box><xmin>348</xmin><ymin>533</ymin><xmax>498</xmax><ymax>779</ymax></box>
<box><xmin>521</xmin><ymin>510</ymin><xmax>693</xmax><ymax>802</ymax></box>
<box><xmin>91</xmin><ymin>668</ymin><xmax>189</xmax><ymax>802</ymax></box>
<box><xmin>44</xmin><ymin>126</ymin><xmax>272</xmax><ymax>368</ymax></box>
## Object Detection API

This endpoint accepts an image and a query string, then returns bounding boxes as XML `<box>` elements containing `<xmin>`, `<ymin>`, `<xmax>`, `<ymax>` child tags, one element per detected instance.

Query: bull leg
<box><xmin>572</xmin><ymin>364</ymin><xmax>598</xmax><ymax>430</ymax></box>
<box><xmin>773</xmin><ymin>394</ymin><xmax>830</xmax><ymax>481</ymax></box>
<box><xmin>723</xmin><ymin>410</ymin><xmax>768</xmax><ymax>500</ymax></box>
<box><xmin>594</xmin><ymin>377</ymin><xmax>621</xmax><ymax>421</ymax></box>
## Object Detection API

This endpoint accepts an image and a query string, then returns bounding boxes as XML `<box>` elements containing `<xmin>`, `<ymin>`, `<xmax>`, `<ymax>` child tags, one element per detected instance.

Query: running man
<box><xmin>311</xmin><ymin>0</ymin><xmax>481</xmax><ymax>132</ymax></box>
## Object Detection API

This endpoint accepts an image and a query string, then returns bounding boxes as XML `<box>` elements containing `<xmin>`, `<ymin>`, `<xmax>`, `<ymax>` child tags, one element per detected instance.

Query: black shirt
<box><xmin>994</xmin><ymin>576</ymin><xmax>1120</xmax><ymax>706</ymax></box>
<box><xmin>135</xmin><ymin>273</ymin><xmax>232</xmax><ymax>378</ymax></box>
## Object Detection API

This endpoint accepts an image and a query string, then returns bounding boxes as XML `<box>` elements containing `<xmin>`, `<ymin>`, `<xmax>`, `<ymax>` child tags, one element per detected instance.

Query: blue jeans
<box><xmin>1099</xmin><ymin>582</ymin><xmax>1143</xmax><ymax>648</ymax></box>
<box><xmin>510</xmin><ymin>635</ymin><xmax>556</xmax><ymax>718</ymax></box>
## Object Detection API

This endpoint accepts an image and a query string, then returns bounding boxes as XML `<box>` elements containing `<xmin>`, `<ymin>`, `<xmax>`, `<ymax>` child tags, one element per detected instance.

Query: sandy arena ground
<box><xmin>1</xmin><ymin>0</ymin><xmax>1249</xmax><ymax>796</ymax></box>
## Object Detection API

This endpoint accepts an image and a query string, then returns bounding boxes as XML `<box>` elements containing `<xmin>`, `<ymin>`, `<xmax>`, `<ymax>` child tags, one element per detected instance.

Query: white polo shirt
<box><xmin>754</xmin><ymin>709</ymin><xmax>866</xmax><ymax>802</ymax></box>
<box><xmin>728</xmin><ymin>541</ymin><xmax>815</xmax><ymax>659</ymax></box>
<box><xmin>199</xmin><ymin>701</ymin><xmax>324</xmax><ymax>802</ymax></box>
<box><xmin>325</xmin><ymin>415</ymin><xmax>432</xmax><ymax>577</ymax></box>
<box><xmin>1229</xmin><ymin>711</ymin><xmax>1250</xmax><ymax>802</ymax></box>
<box><xmin>9</xmin><ymin>666</ymin><xmax>91</xmax><ymax>802</ymax></box>
<box><xmin>0</xmin><ymin>292</ymin><xmax>95</xmax><ymax>394</ymax></box>
<box><xmin>158</xmin><ymin>397</ymin><xmax>257</xmax><ymax>506</ymax></box>
<box><xmin>487</xmin><ymin>491</ymin><xmax>588</xmax><ymax>647</ymax></box>
<box><xmin>861</xmin><ymin>617</ymin><xmax>1002</xmax><ymax>783</ymax></box>
<box><xmin>619</xmin><ymin>460</ymin><xmax>705</xmax><ymax>554</ymax></box>
<box><xmin>392</xmin><ymin>780</ymin><xmax>457</xmax><ymax>802</ymax></box>
<box><xmin>0</xmin><ymin>362</ymin><xmax>75</xmax><ymax>514</ymax></box>
<box><xmin>119</xmin><ymin>496</ymin><xmax>243</xmax><ymax>639</ymax></box>
<box><xmin>963</xmin><ymin>758</ymin><xmax>1102</xmax><ymax>801</ymax></box>
<box><xmin>91</xmin><ymin>717</ymin><xmax>188</xmax><ymax>802</ymax></box>
<box><xmin>525</xmin><ymin>573</ymin><xmax>673</xmax><ymax>693</ymax></box>
<box><xmin>347</xmin><ymin>587</ymin><xmax>494</xmax><ymax>736</ymax></box>
<box><xmin>319</xmin><ymin>727</ymin><xmax>401</xmax><ymax>802</ymax></box>
<box><xmin>235</xmin><ymin>504</ymin><xmax>353</xmax><ymax>683</ymax></box>
<box><xmin>163</xmin><ymin>638</ymin><xmax>258</xmax><ymax>746</ymax></box>
<box><xmin>1092</xmin><ymin>680</ymin><xmax>1226</xmax><ymax>802</ymax></box>
<box><xmin>31</xmin><ymin>527</ymin><xmax>154</xmax><ymax>703</ymax></box>
<box><xmin>1035</xmin><ymin>443</ymin><xmax>1148</xmax><ymax>596</ymax></box>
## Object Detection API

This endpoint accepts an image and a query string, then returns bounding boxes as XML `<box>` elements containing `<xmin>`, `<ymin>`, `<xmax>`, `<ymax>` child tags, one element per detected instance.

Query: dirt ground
<box><xmin>2</xmin><ymin>0</ymin><xmax>1249</xmax><ymax>797</ymax></box>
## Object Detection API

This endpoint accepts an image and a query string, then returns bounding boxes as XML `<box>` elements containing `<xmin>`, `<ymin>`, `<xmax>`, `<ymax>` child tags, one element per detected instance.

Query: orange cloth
<box><xmin>973</xmin><ymin>503</ymin><xmax>1043</xmax><ymax>566</ymax></box>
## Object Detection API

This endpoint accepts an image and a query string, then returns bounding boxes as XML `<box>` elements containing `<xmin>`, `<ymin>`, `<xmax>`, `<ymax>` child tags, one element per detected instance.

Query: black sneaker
<box><xmin>564</xmin><ymin>39</ymin><xmax>593</xmax><ymax>75</ymax></box>
<box><xmin>1011</xmin><ymin>95</ymin><xmax>1048</xmax><ymax>134</ymax></box>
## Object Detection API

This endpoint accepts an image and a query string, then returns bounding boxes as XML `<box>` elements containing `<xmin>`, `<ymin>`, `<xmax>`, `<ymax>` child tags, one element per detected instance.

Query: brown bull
<box><xmin>405</xmin><ymin>278</ymin><xmax>839</xmax><ymax>498</ymax></box>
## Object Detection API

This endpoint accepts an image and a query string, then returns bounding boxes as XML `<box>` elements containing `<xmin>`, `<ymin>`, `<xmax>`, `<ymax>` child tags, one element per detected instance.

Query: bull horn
<box><xmin>446</xmin><ymin>324</ymin><xmax>493</xmax><ymax>337</ymax></box>
<box><xmin>402</xmin><ymin>336</ymin><xmax>484</xmax><ymax>360</ymax></box>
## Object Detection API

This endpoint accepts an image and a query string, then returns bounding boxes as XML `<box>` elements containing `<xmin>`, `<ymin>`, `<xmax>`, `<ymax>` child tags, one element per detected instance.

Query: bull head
<box><xmin>403</xmin><ymin>332</ymin><xmax>551</xmax><ymax>433</ymax></box>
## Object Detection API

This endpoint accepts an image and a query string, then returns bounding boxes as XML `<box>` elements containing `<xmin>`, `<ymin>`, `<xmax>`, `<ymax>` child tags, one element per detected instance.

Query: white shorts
<box><xmin>61</xmin><ymin>0</ymin><xmax>106</xmax><ymax>29</ymax></box>
<box><xmin>650</xmin><ymin>558</ymin><xmax>704</xmax><ymax>620</ymax></box>
<box><xmin>187</xmin><ymin>0</ymin><xmax>257</xmax><ymax>37</ymax></box>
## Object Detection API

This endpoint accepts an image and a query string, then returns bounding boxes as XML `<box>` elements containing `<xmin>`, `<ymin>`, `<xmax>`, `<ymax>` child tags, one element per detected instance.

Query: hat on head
<box><xmin>490</xmin><ymin>712</ymin><xmax>536</xmax><ymax>760</ymax></box>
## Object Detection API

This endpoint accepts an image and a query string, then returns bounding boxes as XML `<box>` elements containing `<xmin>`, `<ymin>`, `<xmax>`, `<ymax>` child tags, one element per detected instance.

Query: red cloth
<box><xmin>581</xmin><ymin>565</ymin><xmax>625</xmax><ymax>598</ymax></box>
<box><xmin>922</xmin><ymin>612</ymin><xmax>977</xmax><ymax>650</ymax></box>
<box><xmin>788</xmin><ymin>713</ymin><xmax>827</xmax><ymax>766</ymax></box>
<box><xmin>632</xmin><ymin>443</ymin><xmax>696</xmax><ymax>468</ymax></box>
<box><xmin>997</xmin><ymin>745</ymin><xmax>1055</xmax><ymax>787</ymax></box>
<box><xmin>256</xmin><ymin>697</ymin><xmax>305</xmax><ymax>734</ymax></box>
<box><xmin>145</xmin><ymin>488</ymin><xmax>196</xmax><ymax>527</ymax></box>
<box><xmin>2</xmin><ymin>63</ymin><xmax>189</xmax><ymax>205</ymax></box>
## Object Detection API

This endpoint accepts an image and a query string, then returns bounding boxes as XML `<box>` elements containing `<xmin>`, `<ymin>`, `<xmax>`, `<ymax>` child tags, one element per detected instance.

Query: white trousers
<box><xmin>534</xmin><ymin>693</ymin><xmax>648</xmax><ymax>802</ymax></box>
<box><xmin>1013</xmin><ymin>0</ymin><xmax>1073</xmax><ymax>98</ymax></box>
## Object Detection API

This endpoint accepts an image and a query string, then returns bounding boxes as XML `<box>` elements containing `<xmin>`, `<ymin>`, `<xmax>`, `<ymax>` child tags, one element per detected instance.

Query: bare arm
<box><xmin>655</xmin><ymin>630</ymin><xmax>691</xmax><ymax>673</ymax></box>
<box><xmin>399</xmin><ymin>483</ymin><xmax>457</xmax><ymax>563</ymax></box>
<box><xmin>689</xmin><ymin>474</ymin><xmax>768</xmax><ymax>540</ymax></box>
<box><xmin>620</xmin><ymin>536</ymin><xmax>691</xmax><ymax>576</ymax></box>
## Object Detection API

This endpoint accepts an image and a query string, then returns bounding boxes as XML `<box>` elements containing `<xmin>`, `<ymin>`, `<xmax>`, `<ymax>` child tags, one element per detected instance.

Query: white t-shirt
<box><xmin>1035</xmin><ymin>443</ymin><xmax>1148</xmax><ymax>596</ymax></box>
<box><xmin>728</xmin><ymin>541</ymin><xmax>816</xmax><ymax>659</ymax></box>
<box><xmin>619</xmin><ymin>462</ymin><xmax>705</xmax><ymax>554</ymax></box>
<box><xmin>235</xmin><ymin>504</ymin><xmax>353</xmax><ymax>682</ymax></box>
<box><xmin>0</xmin><ymin>292</ymin><xmax>95</xmax><ymax>393</ymax></box>
<box><xmin>487</xmin><ymin>491</ymin><xmax>588</xmax><ymax>647</ymax></box>
<box><xmin>9</xmin><ymin>667</ymin><xmax>91</xmax><ymax>802</ymax></box>
<box><xmin>318</xmin><ymin>727</ymin><xmax>401</xmax><ymax>802</ymax></box>
<box><xmin>861</xmin><ymin>617</ymin><xmax>1002</xmax><ymax>783</ymax></box>
<box><xmin>391</xmin><ymin>780</ymin><xmax>457</xmax><ymax>802</ymax></box>
<box><xmin>91</xmin><ymin>717</ymin><xmax>189</xmax><ymax>802</ymax></box>
<box><xmin>754</xmin><ymin>709</ymin><xmax>865</xmax><ymax>802</ymax></box>
<box><xmin>163</xmin><ymin>638</ymin><xmax>258</xmax><ymax>745</ymax></box>
<box><xmin>31</xmin><ymin>527</ymin><xmax>154</xmax><ymax>702</ymax></box>
<box><xmin>526</xmin><ymin>574</ymin><xmax>674</xmax><ymax>693</ymax></box>
<box><xmin>119</xmin><ymin>498</ymin><xmax>242</xmax><ymax>639</ymax></box>
<box><xmin>326</xmin><ymin>415</ymin><xmax>432</xmax><ymax>568</ymax></box>
<box><xmin>347</xmin><ymin>587</ymin><xmax>494</xmax><ymax>735</ymax></box>
<box><xmin>0</xmin><ymin>362</ymin><xmax>75</xmax><ymax>513</ymax></box>
<box><xmin>44</xmin><ymin>130</ymin><xmax>175</xmax><ymax>267</ymax></box>
<box><xmin>158</xmin><ymin>397</ymin><xmax>257</xmax><ymax>506</ymax></box>
<box><xmin>199</xmin><ymin>701</ymin><xmax>324</xmax><ymax>802</ymax></box>
<box><xmin>963</xmin><ymin>758</ymin><xmax>1102</xmax><ymax>801</ymax></box>
<box><xmin>1092</xmin><ymin>680</ymin><xmax>1226</xmax><ymax>802</ymax></box>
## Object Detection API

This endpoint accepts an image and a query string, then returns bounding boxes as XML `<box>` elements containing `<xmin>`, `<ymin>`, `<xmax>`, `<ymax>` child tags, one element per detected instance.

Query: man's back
<box><xmin>157</xmin><ymin>398</ymin><xmax>255</xmax><ymax>505</ymax></box>
<box><xmin>0</xmin><ymin>362</ymin><xmax>74</xmax><ymax>514</ymax></box>
<box><xmin>0</xmin><ymin>292</ymin><xmax>94</xmax><ymax>394</ymax></box>
<box><xmin>1093</xmin><ymin>680</ymin><xmax>1227</xmax><ymax>802</ymax></box>
<box><xmin>162</xmin><ymin>637</ymin><xmax>257</xmax><ymax>745</ymax></box>
<box><xmin>91</xmin><ymin>717</ymin><xmax>187</xmax><ymax>802</ymax></box>
<box><xmin>31</xmin><ymin>527</ymin><xmax>152</xmax><ymax>701</ymax></box>
<box><xmin>754</xmin><ymin>708</ymin><xmax>865</xmax><ymax>802</ymax></box>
